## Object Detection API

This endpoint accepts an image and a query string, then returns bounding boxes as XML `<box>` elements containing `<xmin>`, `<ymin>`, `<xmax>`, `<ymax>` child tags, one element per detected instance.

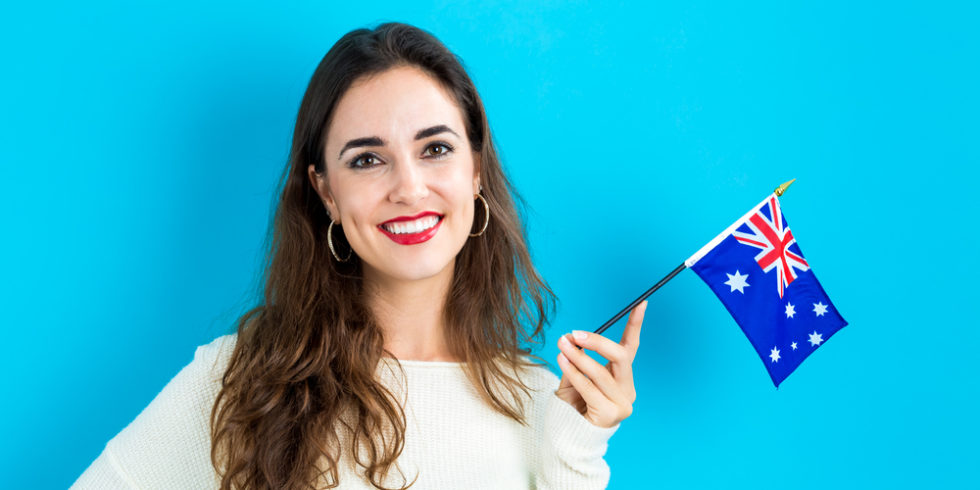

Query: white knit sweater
<box><xmin>71</xmin><ymin>334</ymin><xmax>619</xmax><ymax>489</ymax></box>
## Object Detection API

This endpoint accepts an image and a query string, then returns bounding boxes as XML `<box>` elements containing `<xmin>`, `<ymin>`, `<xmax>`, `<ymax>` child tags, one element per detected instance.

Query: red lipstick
<box><xmin>378</xmin><ymin>211</ymin><xmax>443</xmax><ymax>245</ymax></box>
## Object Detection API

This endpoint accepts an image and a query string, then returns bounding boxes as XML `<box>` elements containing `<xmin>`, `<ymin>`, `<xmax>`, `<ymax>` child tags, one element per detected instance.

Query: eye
<box><xmin>348</xmin><ymin>153</ymin><xmax>383</xmax><ymax>169</ymax></box>
<box><xmin>423</xmin><ymin>142</ymin><xmax>454</xmax><ymax>158</ymax></box>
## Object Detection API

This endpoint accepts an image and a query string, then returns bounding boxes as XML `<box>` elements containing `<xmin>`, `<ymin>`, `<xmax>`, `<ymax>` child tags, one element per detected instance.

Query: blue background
<box><xmin>3</xmin><ymin>1</ymin><xmax>977</xmax><ymax>488</ymax></box>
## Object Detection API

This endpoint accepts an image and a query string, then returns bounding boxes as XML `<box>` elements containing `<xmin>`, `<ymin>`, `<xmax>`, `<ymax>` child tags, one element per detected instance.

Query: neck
<box><xmin>363</xmin><ymin>260</ymin><xmax>458</xmax><ymax>362</ymax></box>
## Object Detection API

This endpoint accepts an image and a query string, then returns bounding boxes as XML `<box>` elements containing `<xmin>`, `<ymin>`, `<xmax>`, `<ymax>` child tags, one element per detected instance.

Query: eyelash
<box><xmin>347</xmin><ymin>142</ymin><xmax>455</xmax><ymax>169</ymax></box>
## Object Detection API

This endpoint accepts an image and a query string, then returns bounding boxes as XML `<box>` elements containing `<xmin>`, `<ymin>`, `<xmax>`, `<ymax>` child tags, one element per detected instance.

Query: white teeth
<box><xmin>383</xmin><ymin>215</ymin><xmax>440</xmax><ymax>235</ymax></box>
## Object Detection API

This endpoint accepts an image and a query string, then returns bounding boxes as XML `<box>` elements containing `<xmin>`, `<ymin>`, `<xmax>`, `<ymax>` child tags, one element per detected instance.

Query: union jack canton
<box><xmin>685</xmin><ymin>194</ymin><xmax>847</xmax><ymax>387</ymax></box>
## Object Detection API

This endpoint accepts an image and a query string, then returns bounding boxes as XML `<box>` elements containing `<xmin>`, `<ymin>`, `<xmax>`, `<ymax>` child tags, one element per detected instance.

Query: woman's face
<box><xmin>309</xmin><ymin>65</ymin><xmax>481</xmax><ymax>286</ymax></box>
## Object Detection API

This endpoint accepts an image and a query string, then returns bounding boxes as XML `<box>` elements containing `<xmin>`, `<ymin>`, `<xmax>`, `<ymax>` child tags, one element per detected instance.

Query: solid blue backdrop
<box><xmin>2</xmin><ymin>1</ymin><xmax>977</xmax><ymax>488</ymax></box>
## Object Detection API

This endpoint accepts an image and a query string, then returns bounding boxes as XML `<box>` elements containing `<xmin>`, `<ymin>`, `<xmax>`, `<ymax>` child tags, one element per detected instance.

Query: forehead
<box><xmin>325</xmin><ymin>65</ymin><xmax>467</xmax><ymax>148</ymax></box>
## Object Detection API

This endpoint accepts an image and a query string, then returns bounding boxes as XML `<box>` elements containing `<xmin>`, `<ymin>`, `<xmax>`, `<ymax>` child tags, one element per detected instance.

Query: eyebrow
<box><xmin>337</xmin><ymin>125</ymin><xmax>460</xmax><ymax>160</ymax></box>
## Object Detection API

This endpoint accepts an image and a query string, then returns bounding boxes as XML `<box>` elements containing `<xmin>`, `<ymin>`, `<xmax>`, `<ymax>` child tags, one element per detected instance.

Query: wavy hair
<box><xmin>209</xmin><ymin>23</ymin><xmax>556</xmax><ymax>489</ymax></box>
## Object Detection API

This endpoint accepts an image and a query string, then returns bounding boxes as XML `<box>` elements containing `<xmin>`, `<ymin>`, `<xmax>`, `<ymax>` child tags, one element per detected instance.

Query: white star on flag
<box><xmin>791</xmin><ymin>342</ymin><xmax>798</xmax><ymax>350</ymax></box>
<box><xmin>813</xmin><ymin>302</ymin><xmax>828</xmax><ymax>317</ymax></box>
<box><xmin>785</xmin><ymin>302</ymin><xmax>796</xmax><ymax>319</ymax></box>
<box><xmin>808</xmin><ymin>330</ymin><xmax>824</xmax><ymax>346</ymax></box>
<box><xmin>724</xmin><ymin>270</ymin><xmax>750</xmax><ymax>293</ymax></box>
<box><xmin>769</xmin><ymin>346</ymin><xmax>780</xmax><ymax>363</ymax></box>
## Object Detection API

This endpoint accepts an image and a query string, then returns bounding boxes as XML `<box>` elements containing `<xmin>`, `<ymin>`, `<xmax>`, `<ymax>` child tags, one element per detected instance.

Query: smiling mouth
<box><xmin>380</xmin><ymin>214</ymin><xmax>442</xmax><ymax>234</ymax></box>
<box><xmin>377</xmin><ymin>214</ymin><xmax>444</xmax><ymax>245</ymax></box>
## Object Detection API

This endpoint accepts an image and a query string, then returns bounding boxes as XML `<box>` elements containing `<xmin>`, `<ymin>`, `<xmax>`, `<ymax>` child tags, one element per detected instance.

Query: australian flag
<box><xmin>685</xmin><ymin>194</ymin><xmax>847</xmax><ymax>388</ymax></box>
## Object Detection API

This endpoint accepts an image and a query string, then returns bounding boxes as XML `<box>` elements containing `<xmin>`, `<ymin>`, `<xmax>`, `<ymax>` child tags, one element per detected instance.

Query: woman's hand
<box><xmin>554</xmin><ymin>300</ymin><xmax>647</xmax><ymax>428</ymax></box>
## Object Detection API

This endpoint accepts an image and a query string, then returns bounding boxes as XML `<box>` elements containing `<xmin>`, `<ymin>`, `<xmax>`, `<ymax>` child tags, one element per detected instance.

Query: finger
<box><xmin>556</xmin><ymin>350</ymin><xmax>620</xmax><ymax>418</ymax></box>
<box><xmin>557</xmin><ymin>368</ymin><xmax>573</xmax><ymax>391</ymax></box>
<box><xmin>556</xmin><ymin>339</ymin><xmax>574</xmax><ymax>392</ymax></box>
<box><xmin>567</xmin><ymin>330</ymin><xmax>632</xmax><ymax>368</ymax></box>
<box><xmin>559</xmin><ymin>335</ymin><xmax>630</xmax><ymax>406</ymax></box>
<box><xmin>566</xmin><ymin>330</ymin><xmax>635</xmax><ymax>399</ymax></box>
<box><xmin>619</xmin><ymin>300</ymin><xmax>648</xmax><ymax>359</ymax></box>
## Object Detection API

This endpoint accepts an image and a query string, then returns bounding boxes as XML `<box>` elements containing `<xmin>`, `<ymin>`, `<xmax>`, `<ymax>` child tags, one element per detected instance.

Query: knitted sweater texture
<box><xmin>71</xmin><ymin>334</ymin><xmax>618</xmax><ymax>489</ymax></box>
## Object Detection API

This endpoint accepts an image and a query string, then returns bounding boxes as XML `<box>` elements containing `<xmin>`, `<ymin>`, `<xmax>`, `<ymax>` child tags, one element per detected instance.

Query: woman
<box><xmin>72</xmin><ymin>22</ymin><xmax>647</xmax><ymax>489</ymax></box>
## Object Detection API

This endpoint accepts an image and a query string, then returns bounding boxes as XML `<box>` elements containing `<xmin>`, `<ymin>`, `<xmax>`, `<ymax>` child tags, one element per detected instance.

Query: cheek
<box><xmin>340</xmin><ymin>195</ymin><xmax>377</xmax><ymax>230</ymax></box>
<box><xmin>327</xmin><ymin>187</ymin><xmax>374</xmax><ymax>237</ymax></box>
<box><xmin>451</xmin><ymin>188</ymin><xmax>476</xmax><ymax>228</ymax></box>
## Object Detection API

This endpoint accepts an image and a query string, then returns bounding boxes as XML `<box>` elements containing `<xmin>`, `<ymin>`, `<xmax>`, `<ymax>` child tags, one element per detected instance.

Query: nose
<box><xmin>388</xmin><ymin>157</ymin><xmax>429</xmax><ymax>205</ymax></box>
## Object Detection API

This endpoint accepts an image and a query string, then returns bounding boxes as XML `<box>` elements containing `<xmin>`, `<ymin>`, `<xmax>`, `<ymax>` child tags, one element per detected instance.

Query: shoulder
<box><xmin>80</xmin><ymin>332</ymin><xmax>241</xmax><ymax>489</ymax></box>
<box><xmin>192</xmin><ymin>332</ymin><xmax>238</xmax><ymax>379</ymax></box>
<box><xmin>123</xmin><ymin>331</ymin><xmax>239</xmax><ymax>432</ymax></box>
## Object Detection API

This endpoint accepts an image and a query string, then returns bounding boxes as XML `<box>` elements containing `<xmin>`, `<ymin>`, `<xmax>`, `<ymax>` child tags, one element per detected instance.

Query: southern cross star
<box><xmin>724</xmin><ymin>270</ymin><xmax>750</xmax><ymax>294</ymax></box>
<box><xmin>769</xmin><ymin>346</ymin><xmax>781</xmax><ymax>363</ymax></box>
<box><xmin>785</xmin><ymin>302</ymin><xmax>796</xmax><ymax>319</ymax></box>
<box><xmin>813</xmin><ymin>302</ymin><xmax>828</xmax><ymax>317</ymax></box>
<box><xmin>808</xmin><ymin>330</ymin><xmax>824</xmax><ymax>346</ymax></box>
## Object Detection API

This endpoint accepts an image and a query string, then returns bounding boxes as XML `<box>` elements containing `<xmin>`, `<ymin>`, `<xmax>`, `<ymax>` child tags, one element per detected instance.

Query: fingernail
<box><xmin>572</xmin><ymin>330</ymin><xmax>587</xmax><ymax>340</ymax></box>
<box><xmin>559</xmin><ymin>335</ymin><xmax>571</xmax><ymax>347</ymax></box>
<box><xmin>558</xmin><ymin>353</ymin><xmax>567</xmax><ymax>364</ymax></box>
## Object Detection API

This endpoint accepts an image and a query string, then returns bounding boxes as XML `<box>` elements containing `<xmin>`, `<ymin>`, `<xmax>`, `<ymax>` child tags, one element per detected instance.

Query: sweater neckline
<box><xmin>380</xmin><ymin>356</ymin><xmax>466</xmax><ymax>367</ymax></box>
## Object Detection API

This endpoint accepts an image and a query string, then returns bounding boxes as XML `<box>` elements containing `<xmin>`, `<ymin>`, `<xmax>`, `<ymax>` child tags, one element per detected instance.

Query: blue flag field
<box><xmin>685</xmin><ymin>194</ymin><xmax>847</xmax><ymax>387</ymax></box>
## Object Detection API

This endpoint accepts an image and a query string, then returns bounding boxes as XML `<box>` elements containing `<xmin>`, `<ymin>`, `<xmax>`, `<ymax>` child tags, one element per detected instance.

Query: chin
<box><xmin>364</xmin><ymin>253</ymin><xmax>456</xmax><ymax>283</ymax></box>
<box><xmin>395</xmin><ymin>268</ymin><xmax>448</xmax><ymax>282</ymax></box>
<box><xmin>385</xmin><ymin>263</ymin><xmax>452</xmax><ymax>284</ymax></box>
<box><xmin>360</xmin><ymin>232</ymin><xmax>468</xmax><ymax>284</ymax></box>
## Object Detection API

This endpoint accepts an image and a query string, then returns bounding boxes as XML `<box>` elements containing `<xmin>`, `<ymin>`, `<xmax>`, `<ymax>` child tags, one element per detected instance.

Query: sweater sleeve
<box><xmin>70</xmin><ymin>334</ymin><xmax>235</xmax><ymax>490</ymax></box>
<box><xmin>529</xmin><ymin>366</ymin><xmax>620</xmax><ymax>489</ymax></box>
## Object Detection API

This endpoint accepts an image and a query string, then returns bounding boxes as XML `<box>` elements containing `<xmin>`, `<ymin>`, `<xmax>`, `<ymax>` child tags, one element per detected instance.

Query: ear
<box><xmin>307</xmin><ymin>164</ymin><xmax>339</xmax><ymax>221</ymax></box>
<box><xmin>472</xmin><ymin>152</ymin><xmax>482</xmax><ymax>195</ymax></box>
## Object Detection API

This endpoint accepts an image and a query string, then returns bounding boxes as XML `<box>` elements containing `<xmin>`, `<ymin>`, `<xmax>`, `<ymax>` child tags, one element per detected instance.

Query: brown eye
<box><xmin>424</xmin><ymin>142</ymin><xmax>453</xmax><ymax>158</ymax></box>
<box><xmin>349</xmin><ymin>153</ymin><xmax>382</xmax><ymax>169</ymax></box>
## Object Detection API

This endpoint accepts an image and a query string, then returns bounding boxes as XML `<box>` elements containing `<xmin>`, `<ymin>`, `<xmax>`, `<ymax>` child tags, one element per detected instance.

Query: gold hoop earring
<box><xmin>470</xmin><ymin>193</ymin><xmax>490</xmax><ymax>237</ymax></box>
<box><xmin>327</xmin><ymin>219</ymin><xmax>352</xmax><ymax>262</ymax></box>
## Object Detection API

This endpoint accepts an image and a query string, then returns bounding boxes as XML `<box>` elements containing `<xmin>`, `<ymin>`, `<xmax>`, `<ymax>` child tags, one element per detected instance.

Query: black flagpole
<box><xmin>589</xmin><ymin>179</ymin><xmax>797</xmax><ymax>337</ymax></box>
<box><xmin>593</xmin><ymin>262</ymin><xmax>687</xmax><ymax>336</ymax></box>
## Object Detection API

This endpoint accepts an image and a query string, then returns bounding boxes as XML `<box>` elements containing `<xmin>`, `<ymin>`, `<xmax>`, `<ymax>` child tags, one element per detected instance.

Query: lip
<box><xmin>380</xmin><ymin>211</ymin><xmax>443</xmax><ymax>225</ymax></box>
<box><xmin>377</xmin><ymin>211</ymin><xmax>444</xmax><ymax>245</ymax></box>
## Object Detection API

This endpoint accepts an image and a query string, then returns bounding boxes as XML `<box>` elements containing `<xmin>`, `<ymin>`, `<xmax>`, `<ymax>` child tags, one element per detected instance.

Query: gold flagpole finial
<box><xmin>774</xmin><ymin>178</ymin><xmax>796</xmax><ymax>197</ymax></box>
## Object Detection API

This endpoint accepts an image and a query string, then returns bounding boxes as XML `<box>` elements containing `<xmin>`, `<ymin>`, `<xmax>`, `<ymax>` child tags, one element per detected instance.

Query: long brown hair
<box><xmin>209</xmin><ymin>23</ymin><xmax>556</xmax><ymax>489</ymax></box>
